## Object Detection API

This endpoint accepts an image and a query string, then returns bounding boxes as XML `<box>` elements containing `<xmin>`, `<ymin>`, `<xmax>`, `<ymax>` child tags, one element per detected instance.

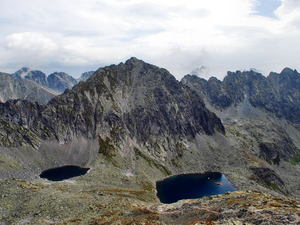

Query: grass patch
<box><xmin>98</xmin><ymin>136</ymin><xmax>122</xmax><ymax>167</ymax></box>
<box><xmin>290</xmin><ymin>153</ymin><xmax>300</xmax><ymax>166</ymax></box>
<box><xmin>81</xmin><ymin>188</ymin><xmax>153</xmax><ymax>201</ymax></box>
<box><xmin>98</xmin><ymin>136</ymin><xmax>116</xmax><ymax>157</ymax></box>
<box><xmin>268</xmin><ymin>183</ymin><xmax>286</xmax><ymax>194</ymax></box>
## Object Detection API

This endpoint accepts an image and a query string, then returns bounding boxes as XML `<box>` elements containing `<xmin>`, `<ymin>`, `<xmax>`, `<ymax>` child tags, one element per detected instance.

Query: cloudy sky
<box><xmin>0</xmin><ymin>0</ymin><xmax>299</xmax><ymax>79</ymax></box>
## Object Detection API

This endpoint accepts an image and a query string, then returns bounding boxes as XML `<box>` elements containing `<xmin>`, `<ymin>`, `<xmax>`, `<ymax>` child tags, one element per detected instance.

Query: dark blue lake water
<box><xmin>156</xmin><ymin>172</ymin><xmax>236</xmax><ymax>204</ymax></box>
<box><xmin>39</xmin><ymin>165</ymin><xmax>89</xmax><ymax>181</ymax></box>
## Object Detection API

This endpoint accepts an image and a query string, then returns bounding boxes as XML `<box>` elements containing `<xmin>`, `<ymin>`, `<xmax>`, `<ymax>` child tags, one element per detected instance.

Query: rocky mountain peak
<box><xmin>49</xmin><ymin>72</ymin><xmax>72</xmax><ymax>79</ymax></box>
<box><xmin>81</xmin><ymin>57</ymin><xmax>179</xmax><ymax>94</ymax></box>
<box><xmin>25</xmin><ymin>71</ymin><xmax>48</xmax><ymax>87</ymax></box>
<box><xmin>225</xmin><ymin>70</ymin><xmax>264</xmax><ymax>81</ymax></box>
<box><xmin>13</xmin><ymin>67</ymin><xmax>31</xmax><ymax>79</ymax></box>
<box><xmin>0</xmin><ymin>72</ymin><xmax>56</xmax><ymax>104</ymax></box>
<box><xmin>19</xmin><ymin>67</ymin><xmax>31</xmax><ymax>72</ymax></box>
<box><xmin>226</xmin><ymin>70</ymin><xmax>242</xmax><ymax>77</ymax></box>
<box><xmin>47</xmin><ymin>72</ymin><xmax>77</xmax><ymax>93</ymax></box>
<box><xmin>3</xmin><ymin>58</ymin><xmax>224</xmax><ymax>147</ymax></box>
<box><xmin>280</xmin><ymin>67</ymin><xmax>296</xmax><ymax>75</ymax></box>
<box><xmin>125</xmin><ymin>56</ymin><xmax>142</xmax><ymax>64</ymax></box>
<box><xmin>13</xmin><ymin>67</ymin><xmax>48</xmax><ymax>86</ymax></box>
<box><xmin>208</xmin><ymin>76</ymin><xmax>220</xmax><ymax>83</ymax></box>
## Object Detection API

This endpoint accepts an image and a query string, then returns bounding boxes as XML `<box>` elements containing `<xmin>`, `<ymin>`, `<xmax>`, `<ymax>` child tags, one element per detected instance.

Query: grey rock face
<box><xmin>266</xmin><ymin>68</ymin><xmax>300</xmax><ymax>123</ymax></box>
<box><xmin>0</xmin><ymin>119</ymin><xmax>40</xmax><ymax>148</ymax></box>
<box><xmin>182</xmin><ymin>68</ymin><xmax>300</xmax><ymax>124</ymax></box>
<box><xmin>182</xmin><ymin>75</ymin><xmax>233</xmax><ymax>108</ymax></box>
<box><xmin>47</xmin><ymin>72</ymin><xmax>78</xmax><ymax>93</ymax></box>
<box><xmin>0</xmin><ymin>73</ymin><xmax>56</xmax><ymax>104</ymax></box>
<box><xmin>47</xmin><ymin>57</ymin><xmax>223</xmax><ymax>142</ymax></box>
<box><xmin>13</xmin><ymin>67</ymin><xmax>48</xmax><ymax>86</ymax></box>
<box><xmin>250</xmin><ymin>167</ymin><xmax>287</xmax><ymax>193</ymax></box>
<box><xmin>24</xmin><ymin>71</ymin><xmax>48</xmax><ymax>87</ymax></box>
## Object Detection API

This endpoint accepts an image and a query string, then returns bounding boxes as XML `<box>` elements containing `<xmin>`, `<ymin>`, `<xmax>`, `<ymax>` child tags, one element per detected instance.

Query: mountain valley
<box><xmin>0</xmin><ymin>58</ymin><xmax>300</xmax><ymax>224</ymax></box>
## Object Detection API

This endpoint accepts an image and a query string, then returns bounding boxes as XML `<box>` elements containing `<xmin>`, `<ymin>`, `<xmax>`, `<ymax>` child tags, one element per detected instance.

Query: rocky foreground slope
<box><xmin>1</xmin><ymin>176</ymin><xmax>299</xmax><ymax>225</ymax></box>
<box><xmin>0</xmin><ymin>58</ymin><xmax>300</xmax><ymax>224</ymax></box>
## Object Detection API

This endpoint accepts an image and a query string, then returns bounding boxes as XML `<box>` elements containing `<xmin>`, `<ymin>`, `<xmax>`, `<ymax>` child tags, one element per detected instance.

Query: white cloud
<box><xmin>275</xmin><ymin>0</ymin><xmax>300</xmax><ymax>27</ymax></box>
<box><xmin>5</xmin><ymin>32</ymin><xmax>58</xmax><ymax>53</ymax></box>
<box><xmin>0</xmin><ymin>0</ymin><xmax>299</xmax><ymax>78</ymax></box>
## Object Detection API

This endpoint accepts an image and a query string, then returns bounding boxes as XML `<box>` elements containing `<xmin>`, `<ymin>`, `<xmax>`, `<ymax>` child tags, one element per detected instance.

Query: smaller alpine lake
<box><xmin>156</xmin><ymin>172</ymin><xmax>236</xmax><ymax>204</ymax></box>
<box><xmin>40</xmin><ymin>165</ymin><xmax>90</xmax><ymax>181</ymax></box>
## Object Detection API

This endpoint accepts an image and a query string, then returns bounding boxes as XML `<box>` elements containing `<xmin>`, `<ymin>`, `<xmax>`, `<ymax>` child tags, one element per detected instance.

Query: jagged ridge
<box><xmin>0</xmin><ymin>57</ymin><xmax>224</xmax><ymax>147</ymax></box>
<box><xmin>182</xmin><ymin>68</ymin><xmax>300</xmax><ymax>124</ymax></box>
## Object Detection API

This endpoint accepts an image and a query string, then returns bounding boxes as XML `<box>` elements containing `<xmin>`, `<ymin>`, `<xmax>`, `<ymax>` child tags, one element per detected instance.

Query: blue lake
<box><xmin>156</xmin><ymin>172</ymin><xmax>236</xmax><ymax>204</ymax></box>
<box><xmin>40</xmin><ymin>165</ymin><xmax>89</xmax><ymax>181</ymax></box>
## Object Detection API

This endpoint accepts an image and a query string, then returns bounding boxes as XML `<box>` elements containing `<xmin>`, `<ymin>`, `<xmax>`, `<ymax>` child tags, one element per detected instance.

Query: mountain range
<box><xmin>0</xmin><ymin>67</ymin><xmax>95</xmax><ymax>104</ymax></box>
<box><xmin>183</xmin><ymin>67</ymin><xmax>300</xmax><ymax>124</ymax></box>
<box><xmin>0</xmin><ymin>72</ymin><xmax>57</xmax><ymax>104</ymax></box>
<box><xmin>0</xmin><ymin>58</ymin><xmax>299</xmax><ymax>224</ymax></box>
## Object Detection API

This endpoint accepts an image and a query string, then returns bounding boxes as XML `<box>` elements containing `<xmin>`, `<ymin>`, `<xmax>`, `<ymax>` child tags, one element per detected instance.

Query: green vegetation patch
<box><xmin>0</xmin><ymin>153</ymin><xmax>21</xmax><ymax>170</ymax></box>
<box><xmin>290</xmin><ymin>153</ymin><xmax>300</xmax><ymax>166</ymax></box>
<box><xmin>98</xmin><ymin>136</ymin><xmax>116</xmax><ymax>157</ymax></box>
<box><xmin>98</xmin><ymin>136</ymin><xmax>123</xmax><ymax>168</ymax></box>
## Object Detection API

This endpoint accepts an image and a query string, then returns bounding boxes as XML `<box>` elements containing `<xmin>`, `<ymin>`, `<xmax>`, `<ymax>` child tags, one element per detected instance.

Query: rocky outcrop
<box><xmin>0</xmin><ymin>119</ymin><xmax>40</xmax><ymax>148</ymax></box>
<box><xmin>0</xmin><ymin>99</ymin><xmax>56</xmax><ymax>141</ymax></box>
<box><xmin>259</xmin><ymin>142</ymin><xmax>281</xmax><ymax>165</ymax></box>
<box><xmin>250</xmin><ymin>167</ymin><xmax>287</xmax><ymax>193</ymax></box>
<box><xmin>267</xmin><ymin>68</ymin><xmax>300</xmax><ymax>124</ymax></box>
